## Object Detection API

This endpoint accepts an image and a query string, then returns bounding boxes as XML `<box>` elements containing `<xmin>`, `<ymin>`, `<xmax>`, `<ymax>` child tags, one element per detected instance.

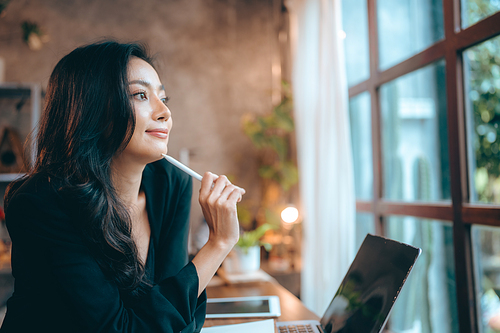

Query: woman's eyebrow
<box><xmin>129</xmin><ymin>80</ymin><xmax>165</xmax><ymax>92</ymax></box>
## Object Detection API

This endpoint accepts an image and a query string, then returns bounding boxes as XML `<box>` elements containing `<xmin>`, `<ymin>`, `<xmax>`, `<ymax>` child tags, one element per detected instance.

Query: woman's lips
<box><xmin>146</xmin><ymin>128</ymin><xmax>169</xmax><ymax>139</ymax></box>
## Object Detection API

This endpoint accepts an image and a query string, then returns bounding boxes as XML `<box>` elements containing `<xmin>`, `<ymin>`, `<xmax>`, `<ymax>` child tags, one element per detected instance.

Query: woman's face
<box><xmin>120</xmin><ymin>57</ymin><xmax>172</xmax><ymax>164</ymax></box>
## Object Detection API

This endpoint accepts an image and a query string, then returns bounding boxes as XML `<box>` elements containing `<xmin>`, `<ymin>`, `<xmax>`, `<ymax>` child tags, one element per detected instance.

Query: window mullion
<box><xmin>443</xmin><ymin>0</ymin><xmax>478</xmax><ymax>331</ymax></box>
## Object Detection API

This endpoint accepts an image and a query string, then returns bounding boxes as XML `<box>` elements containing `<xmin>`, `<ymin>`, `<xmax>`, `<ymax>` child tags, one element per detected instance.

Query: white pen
<box><xmin>162</xmin><ymin>154</ymin><xmax>244</xmax><ymax>200</ymax></box>
<box><xmin>162</xmin><ymin>154</ymin><xmax>203</xmax><ymax>181</ymax></box>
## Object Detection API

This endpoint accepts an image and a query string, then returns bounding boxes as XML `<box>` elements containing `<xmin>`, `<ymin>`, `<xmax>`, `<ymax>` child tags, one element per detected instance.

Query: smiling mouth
<box><xmin>146</xmin><ymin>129</ymin><xmax>169</xmax><ymax>139</ymax></box>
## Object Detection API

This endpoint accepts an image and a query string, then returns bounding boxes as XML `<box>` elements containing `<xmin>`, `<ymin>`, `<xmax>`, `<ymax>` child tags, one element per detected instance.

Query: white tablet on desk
<box><xmin>205</xmin><ymin>296</ymin><xmax>281</xmax><ymax>319</ymax></box>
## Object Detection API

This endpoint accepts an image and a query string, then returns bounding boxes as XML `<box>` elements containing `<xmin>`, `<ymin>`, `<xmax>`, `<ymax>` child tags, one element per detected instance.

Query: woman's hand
<box><xmin>198</xmin><ymin>172</ymin><xmax>245</xmax><ymax>249</ymax></box>
<box><xmin>192</xmin><ymin>172</ymin><xmax>245</xmax><ymax>295</ymax></box>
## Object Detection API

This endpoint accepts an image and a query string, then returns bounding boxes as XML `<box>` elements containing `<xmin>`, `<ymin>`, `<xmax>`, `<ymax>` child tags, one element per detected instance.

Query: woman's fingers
<box><xmin>197</xmin><ymin>172</ymin><xmax>246</xmax><ymax>247</ymax></box>
<box><xmin>199</xmin><ymin>172</ymin><xmax>246</xmax><ymax>208</ymax></box>
<box><xmin>199</xmin><ymin>173</ymin><xmax>245</xmax><ymax>201</ymax></box>
<box><xmin>208</xmin><ymin>176</ymin><xmax>230</xmax><ymax>202</ymax></box>
<box><xmin>228</xmin><ymin>187</ymin><xmax>244</xmax><ymax>204</ymax></box>
<box><xmin>216</xmin><ymin>184</ymin><xmax>245</xmax><ymax>207</ymax></box>
<box><xmin>199</xmin><ymin>172</ymin><xmax>217</xmax><ymax>204</ymax></box>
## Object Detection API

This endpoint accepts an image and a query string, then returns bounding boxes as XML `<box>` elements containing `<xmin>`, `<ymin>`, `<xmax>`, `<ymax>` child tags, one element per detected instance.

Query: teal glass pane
<box><xmin>349</xmin><ymin>92</ymin><xmax>373</xmax><ymax>200</ymax></box>
<box><xmin>341</xmin><ymin>0</ymin><xmax>370</xmax><ymax>86</ymax></box>
<box><xmin>472</xmin><ymin>225</ymin><xmax>500</xmax><ymax>333</ymax></box>
<box><xmin>377</xmin><ymin>0</ymin><xmax>444</xmax><ymax>70</ymax></box>
<box><xmin>380</xmin><ymin>60</ymin><xmax>450</xmax><ymax>202</ymax></box>
<box><xmin>464</xmin><ymin>35</ymin><xmax>500</xmax><ymax>204</ymax></box>
<box><xmin>355</xmin><ymin>212</ymin><xmax>375</xmax><ymax>250</ymax></box>
<box><xmin>386</xmin><ymin>216</ymin><xmax>458</xmax><ymax>333</ymax></box>
<box><xmin>461</xmin><ymin>0</ymin><xmax>500</xmax><ymax>28</ymax></box>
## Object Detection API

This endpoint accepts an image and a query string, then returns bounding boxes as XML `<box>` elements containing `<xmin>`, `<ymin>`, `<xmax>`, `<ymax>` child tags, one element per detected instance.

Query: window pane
<box><xmin>464</xmin><ymin>35</ymin><xmax>500</xmax><ymax>204</ymax></box>
<box><xmin>461</xmin><ymin>0</ymin><xmax>500</xmax><ymax>28</ymax></box>
<box><xmin>386</xmin><ymin>217</ymin><xmax>459</xmax><ymax>333</ymax></box>
<box><xmin>377</xmin><ymin>0</ymin><xmax>444</xmax><ymax>70</ymax></box>
<box><xmin>472</xmin><ymin>225</ymin><xmax>500</xmax><ymax>333</ymax></box>
<box><xmin>341</xmin><ymin>0</ymin><xmax>370</xmax><ymax>86</ymax></box>
<box><xmin>349</xmin><ymin>92</ymin><xmax>373</xmax><ymax>200</ymax></box>
<box><xmin>380</xmin><ymin>60</ymin><xmax>450</xmax><ymax>202</ymax></box>
<box><xmin>355</xmin><ymin>212</ymin><xmax>375</xmax><ymax>250</ymax></box>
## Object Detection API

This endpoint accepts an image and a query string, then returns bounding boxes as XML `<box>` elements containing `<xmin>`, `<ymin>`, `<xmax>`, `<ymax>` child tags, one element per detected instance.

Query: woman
<box><xmin>1</xmin><ymin>41</ymin><xmax>244</xmax><ymax>332</ymax></box>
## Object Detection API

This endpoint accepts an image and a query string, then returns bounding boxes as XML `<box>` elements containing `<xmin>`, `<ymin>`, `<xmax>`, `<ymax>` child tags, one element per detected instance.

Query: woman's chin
<box><xmin>139</xmin><ymin>146</ymin><xmax>168</xmax><ymax>162</ymax></box>
<box><xmin>114</xmin><ymin>145</ymin><xmax>168</xmax><ymax>166</ymax></box>
<box><xmin>129</xmin><ymin>151</ymin><xmax>167</xmax><ymax>166</ymax></box>
<box><xmin>148</xmin><ymin>151</ymin><xmax>167</xmax><ymax>163</ymax></box>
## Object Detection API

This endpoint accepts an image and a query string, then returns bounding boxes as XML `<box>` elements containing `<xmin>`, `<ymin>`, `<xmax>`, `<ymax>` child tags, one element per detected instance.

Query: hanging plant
<box><xmin>21</xmin><ymin>21</ymin><xmax>49</xmax><ymax>50</ymax></box>
<box><xmin>0</xmin><ymin>0</ymin><xmax>11</xmax><ymax>17</ymax></box>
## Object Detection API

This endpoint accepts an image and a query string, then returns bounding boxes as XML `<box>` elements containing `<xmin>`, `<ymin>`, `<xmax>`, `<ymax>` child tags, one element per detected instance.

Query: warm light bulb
<box><xmin>281</xmin><ymin>206</ymin><xmax>299</xmax><ymax>224</ymax></box>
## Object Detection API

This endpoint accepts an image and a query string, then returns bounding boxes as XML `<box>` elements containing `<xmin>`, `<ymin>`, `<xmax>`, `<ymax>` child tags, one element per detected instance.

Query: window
<box><xmin>464</xmin><ymin>35</ymin><xmax>500</xmax><ymax>205</ymax></box>
<box><xmin>461</xmin><ymin>0</ymin><xmax>500</xmax><ymax>28</ymax></box>
<box><xmin>387</xmin><ymin>216</ymin><xmax>458</xmax><ymax>333</ymax></box>
<box><xmin>377</xmin><ymin>0</ymin><xmax>444</xmax><ymax>70</ymax></box>
<box><xmin>342</xmin><ymin>0</ymin><xmax>500</xmax><ymax>332</ymax></box>
<box><xmin>348</xmin><ymin>92</ymin><xmax>373</xmax><ymax>201</ymax></box>
<box><xmin>473</xmin><ymin>225</ymin><xmax>500</xmax><ymax>333</ymax></box>
<box><xmin>380</xmin><ymin>60</ymin><xmax>449</xmax><ymax>202</ymax></box>
<box><xmin>355</xmin><ymin>212</ymin><xmax>375</xmax><ymax>249</ymax></box>
<box><xmin>342</xmin><ymin>0</ymin><xmax>370</xmax><ymax>85</ymax></box>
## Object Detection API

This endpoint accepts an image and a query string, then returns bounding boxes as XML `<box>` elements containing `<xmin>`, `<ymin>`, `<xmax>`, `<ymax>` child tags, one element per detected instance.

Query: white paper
<box><xmin>201</xmin><ymin>319</ymin><xmax>275</xmax><ymax>333</ymax></box>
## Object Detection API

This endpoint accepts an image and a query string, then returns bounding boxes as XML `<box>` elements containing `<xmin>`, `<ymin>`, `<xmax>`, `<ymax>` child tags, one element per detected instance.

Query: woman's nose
<box><xmin>153</xmin><ymin>97</ymin><xmax>171</xmax><ymax>122</ymax></box>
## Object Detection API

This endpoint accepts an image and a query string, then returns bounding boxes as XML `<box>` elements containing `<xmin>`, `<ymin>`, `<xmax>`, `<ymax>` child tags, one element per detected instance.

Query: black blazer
<box><xmin>1</xmin><ymin>159</ymin><xmax>206</xmax><ymax>332</ymax></box>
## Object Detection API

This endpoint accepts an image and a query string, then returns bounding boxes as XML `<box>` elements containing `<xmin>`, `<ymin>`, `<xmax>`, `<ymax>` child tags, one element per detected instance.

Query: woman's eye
<box><xmin>133</xmin><ymin>92</ymin><xmax>147</xmax><ymax>100</ymax></box>
<box><xmin>161</xmin><ymin>96</ymin><xmax>170</xmax><ymax>106</ymax></box>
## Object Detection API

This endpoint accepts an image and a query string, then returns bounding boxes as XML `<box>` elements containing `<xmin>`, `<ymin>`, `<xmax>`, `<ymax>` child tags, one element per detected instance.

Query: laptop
<box><xmin>276</xmin><ymin>234</ymin><xmax>421</xmax><ymax>333</ymax></box>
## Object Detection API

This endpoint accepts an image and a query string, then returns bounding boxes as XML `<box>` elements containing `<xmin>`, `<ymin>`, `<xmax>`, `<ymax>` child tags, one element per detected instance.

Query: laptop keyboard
<box><xmin>277</xmin><ymin>324</ymin><xmax>315</xmax><ymax>333</ymax></box>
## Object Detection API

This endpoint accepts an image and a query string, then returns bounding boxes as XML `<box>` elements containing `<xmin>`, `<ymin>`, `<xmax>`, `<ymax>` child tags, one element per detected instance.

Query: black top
<box><xmin>1</xmin><ymin>159</ymin><xmax>207</xmax><ymax>332</ymax></box>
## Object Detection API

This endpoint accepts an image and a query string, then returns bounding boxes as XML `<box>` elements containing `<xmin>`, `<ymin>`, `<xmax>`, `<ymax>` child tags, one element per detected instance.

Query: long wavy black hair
<box><xmin>5</xmin><ymin>41</ymin><xmax>155</xmax><ymax>296</ymax></box>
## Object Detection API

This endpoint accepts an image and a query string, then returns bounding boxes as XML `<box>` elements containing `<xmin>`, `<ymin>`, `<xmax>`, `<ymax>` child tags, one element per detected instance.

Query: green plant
<box><xmin>236</xmin><ymin>223</ymin><xmax>275</xmax><ymax>254</ymax></box>
<box><xmin>242</xmin><ymin>81</ymin><xmax>298</xmax><ymax>191</ymax></box>
<box><xmin>237</xmin><ymin>81</ymin><xmax>298</xmax><ymax>254</ymax></box>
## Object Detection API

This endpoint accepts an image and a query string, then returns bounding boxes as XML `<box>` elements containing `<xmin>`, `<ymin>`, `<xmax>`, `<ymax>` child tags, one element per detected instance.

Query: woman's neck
<box><xmin>111</xmin><ymin>156</ymin><xmax>146</xmax><ymax>206</ymax></box>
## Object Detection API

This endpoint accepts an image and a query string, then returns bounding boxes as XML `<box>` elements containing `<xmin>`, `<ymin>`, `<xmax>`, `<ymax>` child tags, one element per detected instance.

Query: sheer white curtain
<box><xmin>286</xmin><ymin>0</ymin><xmax>356</xmax><ymax>315</ymax></box>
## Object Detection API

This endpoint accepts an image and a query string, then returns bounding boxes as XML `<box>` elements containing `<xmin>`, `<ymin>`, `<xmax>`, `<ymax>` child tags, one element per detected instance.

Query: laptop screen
<box><xmin>319</xmin><ymin>234</ymin><xmax>421</xmax><ymax>333</ymax></box>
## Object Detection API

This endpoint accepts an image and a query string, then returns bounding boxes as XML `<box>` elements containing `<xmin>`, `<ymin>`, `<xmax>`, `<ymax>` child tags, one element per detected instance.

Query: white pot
<box><xmin>223</xmin><ymin>246</ymin><xmax>261</xmax><ymax>274</ymax></box>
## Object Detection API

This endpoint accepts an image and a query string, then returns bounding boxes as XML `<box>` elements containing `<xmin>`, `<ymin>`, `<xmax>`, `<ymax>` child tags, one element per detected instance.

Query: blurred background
<box><xmin>2</xmin><ymin>1</ymin><xmax>500</xmax><ymax>333</ymax></box>
<box><xmin>0</xmin><ymin>0</ymin><xmax>302</xmax><ymax>313</ymax></box>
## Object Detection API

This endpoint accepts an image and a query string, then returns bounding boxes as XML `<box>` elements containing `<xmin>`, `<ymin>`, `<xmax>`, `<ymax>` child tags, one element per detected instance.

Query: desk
<box><xmin>204</xmin><ymin>278</ymin><xmax>319</xmax><ymax>327</ymax></box>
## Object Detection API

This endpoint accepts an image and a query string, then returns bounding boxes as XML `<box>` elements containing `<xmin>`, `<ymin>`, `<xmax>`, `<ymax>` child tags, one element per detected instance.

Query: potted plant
<box><xmin>224</xmin><ymin>82</ymin><xmax>299</xmax><ymax>274</ymax></box>
<box><xmin>224</xmin><ymin>223</ymin><xmax>275</xmax><ymax>274</ymax></box>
